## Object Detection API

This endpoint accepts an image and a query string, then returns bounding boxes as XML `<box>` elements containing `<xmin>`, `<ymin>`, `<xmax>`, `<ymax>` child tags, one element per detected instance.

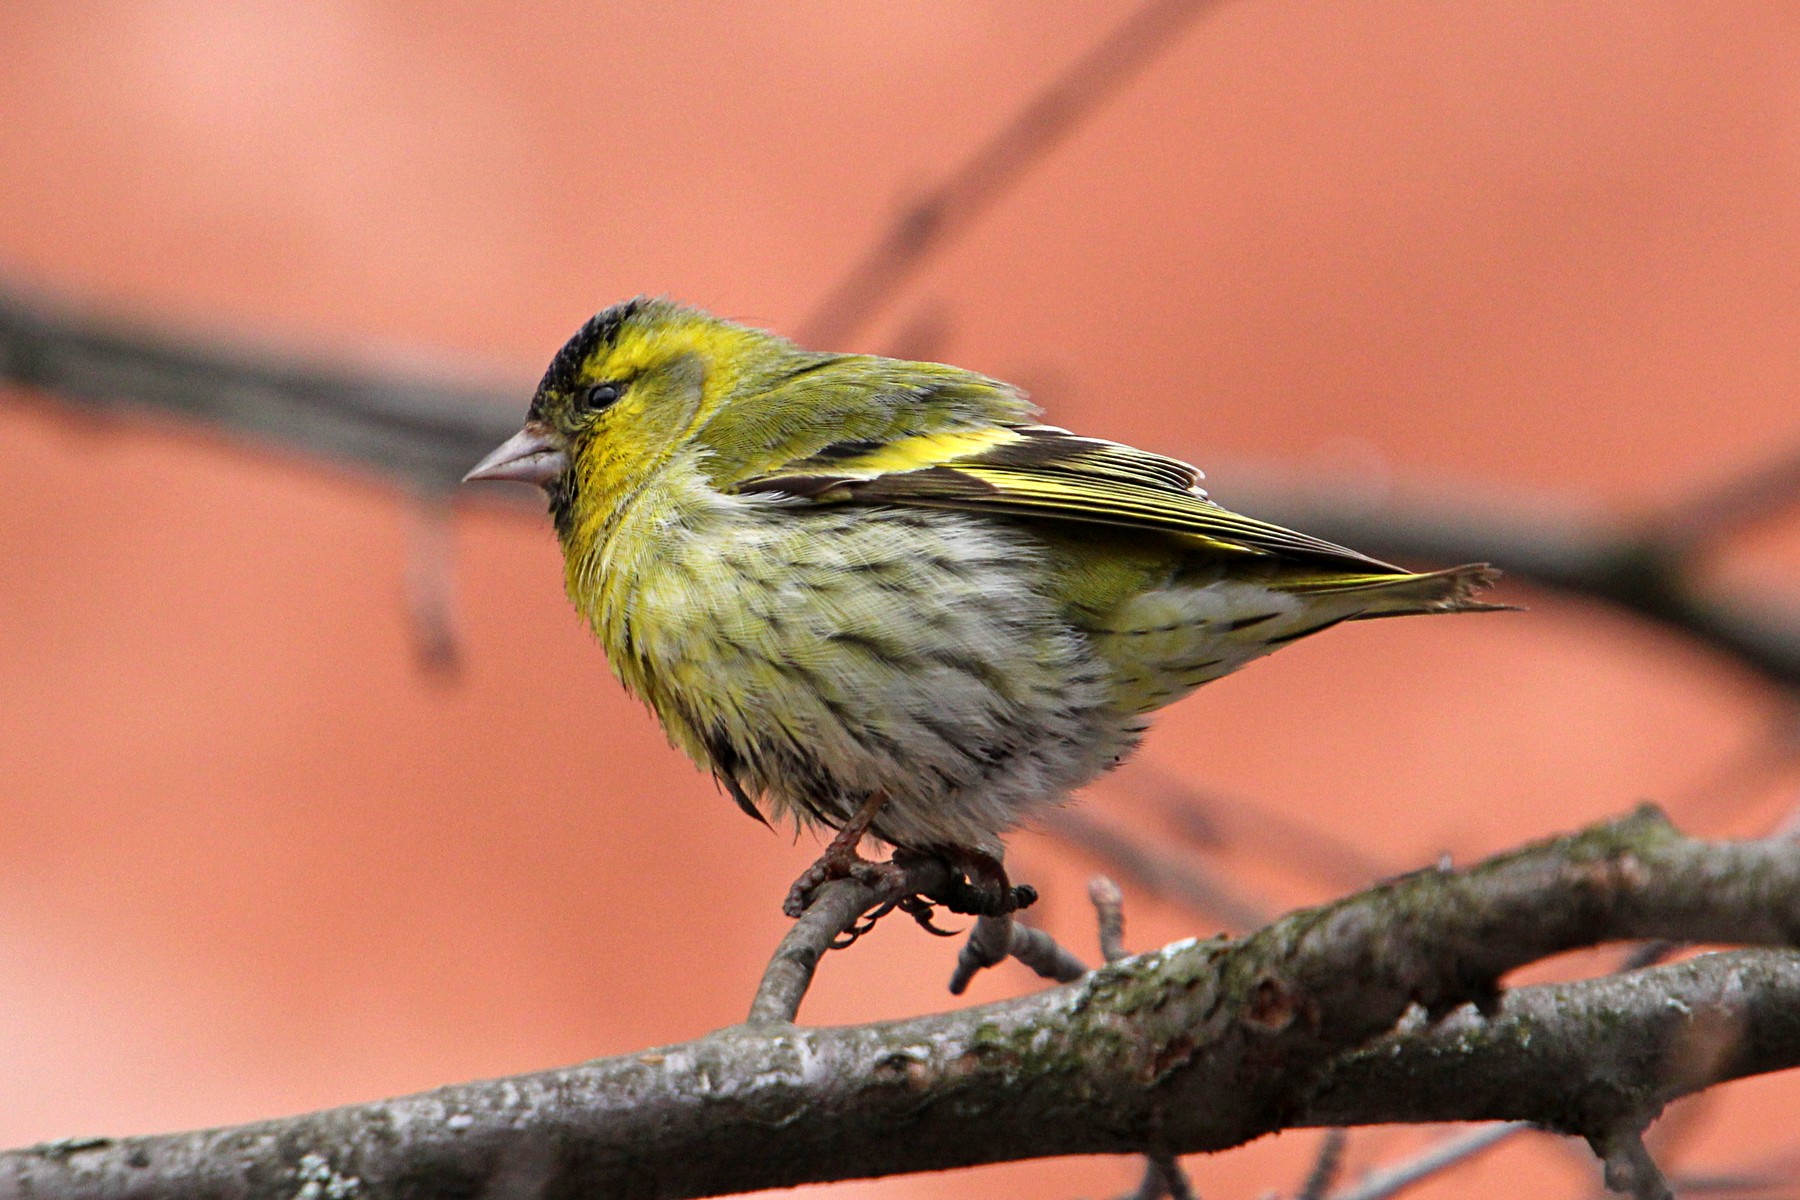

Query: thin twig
<box><xmin>403</xmin><ymin>491</ymin><xmax>462</xmax><ymax>676</ymax></box>
<box><xmin>1089</xmin><ymin>878</ymin><xmax>1199</xmax><ymax>1200</ymax></box>
<box><xmin>796</xmin><ymin>0</ymin><xmax>1224</xmax><ymax>348</ymax></box>
<box><xmin>747</xmin><ymin>875</ymin><xmax>894</xmax><ymax>1024</ymax></box>
<box><xmin>1325</xmin><ymin>1124</ymin><xmax>1526</xmax><ymax>1200</ymax></box>
<box><xmin>946</xmin><ymin>910</ymin><xmax>1088</xmax><ymax>994</ymax></box>
<box><xmin>1090</xmin><ymin>875</ymin><xmax>1129</xmax><ymax>963</ymax></box>
<box><xmin>1145</xmin><ymin>1152</ymin><xmax>1198</xmax><ymax>1200</ymax></box>
<box><xmin>1121</xmin><ymin>1157</ymin><xmax>1168</xmax><ymax>1200</ymax></box>
<box><xmin>1005</xmin><ymin>920</ymin><xmax>1090</xmax><ymax>984</ymax></box>
<box><xmin>1118</xmin><ymin>1154</ymin><xmax>1192</xmax><ymax>1200</ymax></box>
<box><xmin>1594</xmin><ymin>1127</ymin><xmax>1674</xmax><ymax>1200</ymax></box>
<box><xmin>1296</xmin><ymin>1128</ymin><xmax>1348</xmax><ymax>1200</ymax></box>
<box><xmin>748</xmin><ymin>858</ymin><xmax>957</xmax><ymax>1024</ymax></box>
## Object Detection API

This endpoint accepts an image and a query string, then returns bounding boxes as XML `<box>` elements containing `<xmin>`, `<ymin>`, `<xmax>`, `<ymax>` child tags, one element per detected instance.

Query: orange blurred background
<box><xmin>3</xmin><ymin>3</ymin><xmax>1799</xmax><ymax>1197</ymax></box>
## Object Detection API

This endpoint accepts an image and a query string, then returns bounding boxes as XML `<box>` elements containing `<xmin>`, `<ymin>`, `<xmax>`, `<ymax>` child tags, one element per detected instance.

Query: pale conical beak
<box><xmin>463</xmin><ymin>422</ymin><xmax>569</xmax><ymax>487</ymax></box>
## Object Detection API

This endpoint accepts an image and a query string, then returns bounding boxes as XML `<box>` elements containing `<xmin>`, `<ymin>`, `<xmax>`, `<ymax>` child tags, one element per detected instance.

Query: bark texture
<box><xmin>5</xmin><ymin>808</ymin><xmax>1798</xmax><ymax>1200</ymax></box>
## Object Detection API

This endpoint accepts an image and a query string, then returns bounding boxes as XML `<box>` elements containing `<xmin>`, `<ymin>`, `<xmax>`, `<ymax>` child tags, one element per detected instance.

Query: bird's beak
<box><xmin>463</xmin><ymin>421</ymin><xmax>568</xmax><ymax>487</ymax></box>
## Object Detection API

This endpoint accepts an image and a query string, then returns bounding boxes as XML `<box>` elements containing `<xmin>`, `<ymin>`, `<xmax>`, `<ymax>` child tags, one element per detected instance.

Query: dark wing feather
<box><xmin>735</xmin><ymin>425</ymin><xmax>1401</xmax><ymax>573</ymax></box>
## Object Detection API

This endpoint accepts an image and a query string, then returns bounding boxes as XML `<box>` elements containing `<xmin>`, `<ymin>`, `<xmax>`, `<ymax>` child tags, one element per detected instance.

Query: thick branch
<box><xmin>6</xmin><ymin>809</ymin><xmax>1798</xmax><ymax>1200</ymax></box>
<box><xmin>1303</xmin><ymin>950</ymin><xmax>1800</xmax><ymax>1131</ymax></box>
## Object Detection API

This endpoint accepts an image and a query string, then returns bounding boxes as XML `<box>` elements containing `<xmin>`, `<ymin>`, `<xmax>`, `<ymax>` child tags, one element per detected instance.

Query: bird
<box><xmin>464</xmin><ymin>298</ymin><xmax>1500</xmax><ymax>920</ymax></box>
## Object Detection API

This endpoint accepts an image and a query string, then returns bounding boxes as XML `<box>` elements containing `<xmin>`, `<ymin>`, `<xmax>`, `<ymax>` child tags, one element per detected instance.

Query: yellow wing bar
<box><xmin>735</xmin><ymin>425</ymin><xmax>1401</xmax><ymax>573</ymax></box>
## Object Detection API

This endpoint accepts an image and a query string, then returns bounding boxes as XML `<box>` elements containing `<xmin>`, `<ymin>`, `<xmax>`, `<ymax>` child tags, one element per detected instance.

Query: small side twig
<box><xmin>1090</xmin><ymin>875</ymin><xmax>1128</xmax><ymax>962</ymax></box>
<box><xmin>1007</xmin><ymin>922</ymin><xmax>1089</xmax><ymax>984</ymax></box>
<box><xmin>947</xmin><ymin>911</ymin><xmax>1089</xmax><ymax>994</ymax></box>
<box><xmin>1091</xmin><ymin>875</ymin><xmax>1199</xmax><ymax>1200</ymax></box>
<box><xmin>749</xmin><ymin>857</ymin><xmax>959</xmax><ymax>1024</ymax></box>
<box><xmin>1122</xmin><ymin>1151</ymin><xmax>1197</xmax><ymax>1200</ymax></box>
<box><xmin>1325</xmin><ymin>1124</ymin><xmax>1526</xmax><ymax>1200</ymax></box>
<box><xmin>1295</xmin><ymin>1128</ymin><xmax>1347</xmax><ymax>1200</ymax></box>
<box><xmin>403</xmin><ymin>490</ymin><xmax>462</xmax><ymax>676</ymax></box>
<box><xmin>748</xmin><ymin>873</ymin><xmax>901</xmax><ymax>1024</ymax></box>
<box><xmin>1593</xmin><ymin>1127</ymin><xmax>1675</xmax><ymax>1200</ymax></box>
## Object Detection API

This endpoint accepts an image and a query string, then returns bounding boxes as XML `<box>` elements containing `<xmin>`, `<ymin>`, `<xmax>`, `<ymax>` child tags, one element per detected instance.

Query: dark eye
<box><xmin>582</xmin><ymin>382</ymin><xmax>622</xmax><ymax>411</ymax></box>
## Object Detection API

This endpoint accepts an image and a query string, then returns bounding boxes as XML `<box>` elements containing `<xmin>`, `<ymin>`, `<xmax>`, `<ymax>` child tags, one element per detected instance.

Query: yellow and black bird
<box><xmin>466</xmin><ymin>299</ymin><xmax>1499</xmax><ymax>914</ymax></box>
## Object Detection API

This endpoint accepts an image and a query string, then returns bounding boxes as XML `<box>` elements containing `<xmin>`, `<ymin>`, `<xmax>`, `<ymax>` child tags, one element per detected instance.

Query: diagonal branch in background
<box><xmin>796</xmin><ymin>0</ymin><xmax>1224</xmax><ymax>349</ymax></box>
<box><xmin>1325</xmin><ymin>1123</ymin><xmax>1527</xmax><ymax>1200</ymax></box>
<box><xmin>1658</xmin><ymin>447</ymin><xmax>1800</xmax><ymax>554</ymax></box>
<box><xmin>6</xmin><ymin>807</ymin><xmax>1799</xmax><ymax>1200</ymax></box>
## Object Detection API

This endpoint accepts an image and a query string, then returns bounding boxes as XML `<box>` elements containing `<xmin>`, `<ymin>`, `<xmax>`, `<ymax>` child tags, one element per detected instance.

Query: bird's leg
<box><xmin>782</xmin><ymin>792</ymin><xmax>894</xmax><ymax>918</ymax></box>
<box><xmin>938</xmin><ymin>846</ymin><xmax>1037</xmax><ymax>917</ymax></box>
<box><xmin>943</xmin><ymin>849</ymin><xmax>1037</xmax><ymax>994</ymax></box>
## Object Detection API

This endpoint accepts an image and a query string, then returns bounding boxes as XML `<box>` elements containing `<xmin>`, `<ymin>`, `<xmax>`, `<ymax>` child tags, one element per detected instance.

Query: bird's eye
<box><xmin>582</xmin><ymin>382</ymin><xmax>622</xmax><ymax>411</ymax></box>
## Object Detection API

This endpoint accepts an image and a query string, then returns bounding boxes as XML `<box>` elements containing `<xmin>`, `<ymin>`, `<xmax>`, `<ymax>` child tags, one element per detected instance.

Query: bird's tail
<box><xmin>1276</xmin><ymin>563</ymin><xmax>1511</xmax><ymax>618</ymax></box>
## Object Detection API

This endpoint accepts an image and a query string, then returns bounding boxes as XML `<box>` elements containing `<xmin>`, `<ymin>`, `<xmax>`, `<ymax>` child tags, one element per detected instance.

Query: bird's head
<box><xmin>463</xmin><ymin>297</ymin><xmax>777</xmax><ymax>487</ymax></box>
<box><xmin>464</xmin><ymin>298</ymin><xmax>1034</xmax><ymax>533</ymax></box>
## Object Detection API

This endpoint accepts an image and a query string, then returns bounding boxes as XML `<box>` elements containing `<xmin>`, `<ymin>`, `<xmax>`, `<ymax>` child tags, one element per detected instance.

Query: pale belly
<box><xmin>602</xmin><ymin>505</ymin><xmax>1140</xmax><ymax>851</ymax></box>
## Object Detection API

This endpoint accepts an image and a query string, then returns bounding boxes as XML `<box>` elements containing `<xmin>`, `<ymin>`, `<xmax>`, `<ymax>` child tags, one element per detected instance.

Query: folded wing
<box><xmin>733</xmin><ymin>424</ymin><xmax>1403</xmax><ymax>574</ymax></box>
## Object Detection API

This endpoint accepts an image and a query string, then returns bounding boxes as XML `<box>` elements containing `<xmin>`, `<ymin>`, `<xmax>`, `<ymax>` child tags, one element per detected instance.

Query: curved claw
<box><xmin>899</xmin><ymin>896</ymin><xmax>963</xmax><ymax>938</ymax></box>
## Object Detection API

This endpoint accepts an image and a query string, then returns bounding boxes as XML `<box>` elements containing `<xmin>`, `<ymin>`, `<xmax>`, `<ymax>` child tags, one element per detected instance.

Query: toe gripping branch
<box><xmin>755</xmin><ymin>848</ymin><xmax>1087</xmax><ymax>1023</ymax></box>
<box><xmin>828</xmin><ymin>850</ymin><xmax>1039</xmax><ymax>949</ymax></box>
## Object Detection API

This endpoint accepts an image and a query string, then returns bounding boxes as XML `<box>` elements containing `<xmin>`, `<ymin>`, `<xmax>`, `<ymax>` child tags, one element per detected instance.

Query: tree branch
<box><xmin>6</xmin><ymin>808</ymin><xmax>1797</xmax><ymax>1200</ymax></box>
<box><xmin>746</xmin><ymin>872</ymin><xmax>905</xmax><ymax>1025</ymax></box>
<box><xmin>0</xmin><ymin>285</ymin><xmax>518</xmax><ymax>493</ymax></box>
<box><xmin>1301</xmin><ymin>949</ymin><xmax>1800</xmax><ymax>1132</ymax></box>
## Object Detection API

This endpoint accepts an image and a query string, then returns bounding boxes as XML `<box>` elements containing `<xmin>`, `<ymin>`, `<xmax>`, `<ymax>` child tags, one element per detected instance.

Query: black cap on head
<box><xmin>531</xmin><ymin>298</ymin><xmax>646</xmax><ymax>413</ymax></box>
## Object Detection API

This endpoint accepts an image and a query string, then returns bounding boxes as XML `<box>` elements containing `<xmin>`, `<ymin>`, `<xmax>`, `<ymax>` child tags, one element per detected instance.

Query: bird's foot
<box><xmin>782</xmin><ymin>842</ymin><xmax>1040</xmax><ymax>950</ymax></box>
<box><xmin>782</xmin><ymin>845</ymin><xmax>898</xmax><ymax>919</ymax></box>
<box><xmin>899</xmin><ymin>846</ymin><xmax>1037</xmax><ymax>918</ymax></box>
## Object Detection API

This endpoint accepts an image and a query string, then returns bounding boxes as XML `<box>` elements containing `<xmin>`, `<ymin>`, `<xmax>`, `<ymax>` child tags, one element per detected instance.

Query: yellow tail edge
<box><xmin>1279</xmin><ymin>563</ymin><xmax>1514</xmax><ymax>617</ymax></box>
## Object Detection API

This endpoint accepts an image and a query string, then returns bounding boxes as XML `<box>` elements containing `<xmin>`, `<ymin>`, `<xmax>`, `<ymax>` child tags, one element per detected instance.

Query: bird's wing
<box><xmin>732</xmin><ymin>424</ymin><xmax>1401</xmax><ymax>572</ymax></box>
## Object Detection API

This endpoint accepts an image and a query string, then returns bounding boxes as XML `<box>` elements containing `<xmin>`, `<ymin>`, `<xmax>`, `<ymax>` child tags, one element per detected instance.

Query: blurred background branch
<box><xmin>5</xmin><ymin>278</ymin><xmax>1799</xmax><ymax>694</ymax></box>
<box><xmin>796</xmin><ymin>0</ymin><xmax>1223</xmax><ymax>348</ymax></box>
